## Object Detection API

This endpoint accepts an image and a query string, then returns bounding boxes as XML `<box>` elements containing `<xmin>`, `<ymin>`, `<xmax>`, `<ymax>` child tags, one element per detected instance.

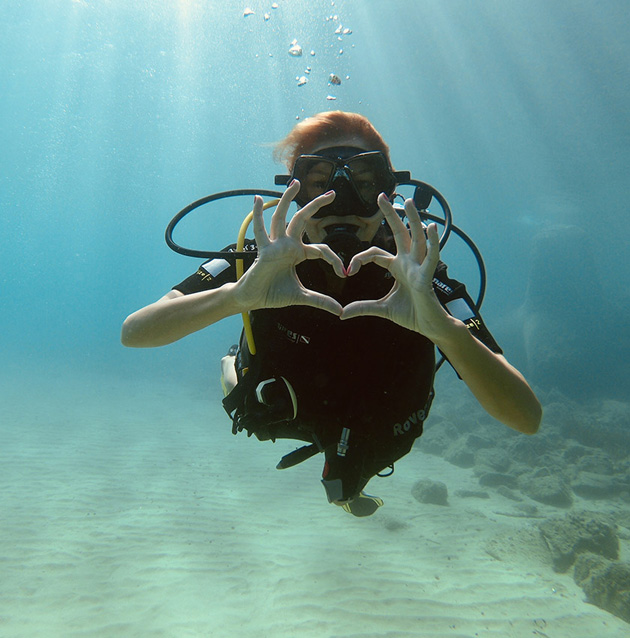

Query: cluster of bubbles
<box><xmin>243</xmin><ymin>3</ymin><xmax>278</xmax><ymax>21</ymax></box>
<box><xmin>243</xmin><ymin>3</ymin><xmax>353</xmax><ymax>112</ymax></box>
<box><xmin>286</xmin><ymin>13</ymin><xmax>352</xmax><ymax>102</ymax></box>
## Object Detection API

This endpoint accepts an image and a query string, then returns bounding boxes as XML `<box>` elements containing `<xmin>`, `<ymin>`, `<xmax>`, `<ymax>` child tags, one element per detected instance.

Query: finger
<box><xmin>303</xmin><ymin>243</ymin><xmax>346</xmax><ymax>278</ymax></box>
<box><xmin>252</xmin><ymin>195</ymin><xmax>270</xmax><ymax>248</ymax></box>
<box><xmin>286</xmin><ymin>190</ymin><xmax>336</xmax><ymax>238</ymax></box>
<box><xmin>270</xmin><ymin>180</ymin><xmax>300</xmax><ymax>239</ymax></box>
<box><xmin>295</xmin><ymin>288</ymin><xmax>343</xmax><ymax>316</ymax></box>
<box><xmin>424</xmin><ymin>222</ymin><xmax>440</xmax><ymax>271</ymax></box>
<box><xmin>346</xmin><ymin>246</ymin><xmax>393</xmax><ymax>276</ymax></box>
<box><xmin>378</xmin><ymin>193</ymin><xmax>411</xmax><ymax>253</ymax></box>
<box><xmin>404</xmin><ymin>198</ymin><xmax>427</xmax><ymax>261</ymax></box>
<box><xmin>340</xmin><ymin>298</ymin><xmax>390</xmax><ymax>321</ymax></box>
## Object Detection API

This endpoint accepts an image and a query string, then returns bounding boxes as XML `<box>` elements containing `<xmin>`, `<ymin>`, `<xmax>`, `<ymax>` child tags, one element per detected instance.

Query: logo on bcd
<box><xmin>277</xmin><ymin>322</ymin><xmax>311</xmax><ymax>345</ymax></box>
<box><xmin>393</xmin><ymin>409</ymin><xmax>426</xmax><ymax>436</ymax></box>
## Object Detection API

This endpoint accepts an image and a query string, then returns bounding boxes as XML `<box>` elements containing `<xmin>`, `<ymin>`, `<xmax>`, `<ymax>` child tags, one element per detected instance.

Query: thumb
<box><xmin>297</xmin><ymin>290</ymin><xmax>343</xmax><ymax>316</ymax></box>
<box><xmin>340</xmin><ymin>299</ymin><xmax>389</xmax><ymax>321</ymax></box>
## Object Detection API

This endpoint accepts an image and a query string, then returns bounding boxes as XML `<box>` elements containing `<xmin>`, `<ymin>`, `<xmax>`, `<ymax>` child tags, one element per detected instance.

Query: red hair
<box><xmin>274</xmin><ymin>111</ymin><xmax>391</xmax><ymax>170</ymax></box>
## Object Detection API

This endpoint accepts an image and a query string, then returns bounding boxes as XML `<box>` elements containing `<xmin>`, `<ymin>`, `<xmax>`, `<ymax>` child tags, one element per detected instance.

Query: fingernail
<box><xmin>324</xmin><ymin>190</ymin><xmax>335</xmax><ymax>196</ymax></box>
<box><xmin>288</xmin><ymin>179</ymin><xmax>297</xmax><ymax>187</ymax></box>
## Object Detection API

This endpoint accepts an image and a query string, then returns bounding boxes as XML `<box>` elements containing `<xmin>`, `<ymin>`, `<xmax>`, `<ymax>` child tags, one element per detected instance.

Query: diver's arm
<box><xmin>430</xmin><ymin>319</ymin><xmax>541</xmax><ymax>434</ymax></box>
<box><xmin>342</xmin><ymin>195</ymin><xmax>541</xmax><ymax>435</ymax></box>
<box><xmin>122</xmin><ymin>183</ymin><xmax>345</xmax><ymax>348</ymax></box>
<box><xmin>121</xmin><ymin>284</ymin><xmax>244</xmax><ymax>348</ymax></box>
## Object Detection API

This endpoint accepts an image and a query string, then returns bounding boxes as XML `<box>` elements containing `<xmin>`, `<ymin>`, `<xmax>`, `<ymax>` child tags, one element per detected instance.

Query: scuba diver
<box><xmin>121</xmin><ymin>111</ymin><xmax>541</xmax><ymax>517</ymax></box>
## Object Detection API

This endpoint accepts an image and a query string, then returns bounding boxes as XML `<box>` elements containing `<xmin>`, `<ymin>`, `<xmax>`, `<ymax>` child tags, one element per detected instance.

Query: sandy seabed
<box><xmin>1</xmin><ymin>363</ymin><xmax>628</xmax><ymax>638</ymax></box>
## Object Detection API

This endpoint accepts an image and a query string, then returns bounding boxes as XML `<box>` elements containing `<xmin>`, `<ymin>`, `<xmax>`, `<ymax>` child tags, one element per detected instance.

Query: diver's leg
<box><xmin>321</xmin><ymin>447</ymin><xmax>384</xmax><ymax>517</ymax></box>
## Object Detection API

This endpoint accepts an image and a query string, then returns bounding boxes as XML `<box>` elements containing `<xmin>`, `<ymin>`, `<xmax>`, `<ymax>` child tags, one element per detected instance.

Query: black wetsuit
<box><xmin>174</xmin><ymin>233</ymin><xmax>502</xmax><ymax>500</ymax></box>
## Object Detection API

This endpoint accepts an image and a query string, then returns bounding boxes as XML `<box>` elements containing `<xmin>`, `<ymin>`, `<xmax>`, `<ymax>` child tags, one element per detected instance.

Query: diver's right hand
<box><xmin>232</xmin><ymin>180</ymin><xmax>345</xmax><ymax>315</ymax></box>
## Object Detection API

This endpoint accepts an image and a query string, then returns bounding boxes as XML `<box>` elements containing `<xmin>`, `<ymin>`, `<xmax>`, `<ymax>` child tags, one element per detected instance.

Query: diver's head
<box><xmin>298</xmin><ymin>139</ymin><xmax>396</xmax><ymax>243</ymax></box>
<box><xmin>274</xmin><ymin>114</ymin><xmax>402</xmax><ymax>250</ymax></box>
<box><xmin>289</xmin><ymin>145</ymin><xmax>395</xmax><ymax>244</ymax></box>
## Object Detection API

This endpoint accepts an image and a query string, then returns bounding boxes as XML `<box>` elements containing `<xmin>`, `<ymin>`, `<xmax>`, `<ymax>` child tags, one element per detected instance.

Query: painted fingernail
<box><xmin>288</xmin><ymin>179</ymin><xmax>297</xmax><ymax>187</ymax></box>
<box><xmin>324</xmin><ymin>190</ymin><xmax>335</xmax><ymax>196</ymax></box>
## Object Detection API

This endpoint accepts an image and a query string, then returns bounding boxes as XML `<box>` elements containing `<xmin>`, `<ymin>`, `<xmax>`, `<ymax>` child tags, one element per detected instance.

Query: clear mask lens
<box><xmin>291</xmin><ymin>151</ymin><xmax>396</xmax><ymax>217</ymax></box>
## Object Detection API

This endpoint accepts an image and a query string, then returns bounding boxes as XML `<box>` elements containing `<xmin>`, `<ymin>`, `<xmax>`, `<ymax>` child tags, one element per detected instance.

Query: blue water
<box><xmin>2</xmin><ymin>1</ymin><xmax>630</xmax><ymax>635</ymax></box>
<box><xmin>3</xmin><ymin>0</ymin><xmax>628</xmax><ymax>385</ymax></box>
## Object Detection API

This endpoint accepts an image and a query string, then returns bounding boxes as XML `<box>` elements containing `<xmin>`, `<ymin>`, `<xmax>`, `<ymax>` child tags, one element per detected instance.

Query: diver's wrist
<box><xmin>429</xmin><ymin>316</ymin><xmax>470</xmax><ymax>352</ymax></box>
<box><xmin>225</xmin><ymin>280</ymin><xmax>256</xmax><ymax>314</ymax></box>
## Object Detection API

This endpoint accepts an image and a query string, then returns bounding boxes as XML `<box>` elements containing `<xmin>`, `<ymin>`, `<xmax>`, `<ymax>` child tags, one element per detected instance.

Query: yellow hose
<box><xmin>236</xmin><ymin>199</ymin><xmax>280</xmax><ymax>356</ymax></box>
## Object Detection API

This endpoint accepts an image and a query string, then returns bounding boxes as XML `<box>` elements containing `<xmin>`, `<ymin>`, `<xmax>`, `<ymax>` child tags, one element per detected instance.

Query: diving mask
<box><xmin>275</xmin><ymin>147</ymin><xmax>409</xmax><ymax>218</ymax></box>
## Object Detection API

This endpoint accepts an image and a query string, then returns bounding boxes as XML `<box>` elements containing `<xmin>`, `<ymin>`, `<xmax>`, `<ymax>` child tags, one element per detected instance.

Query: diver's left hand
<box><xmin>340</xmin><ymin>195</ymin><xmax>454</xmax><ymax>343</ymax></box>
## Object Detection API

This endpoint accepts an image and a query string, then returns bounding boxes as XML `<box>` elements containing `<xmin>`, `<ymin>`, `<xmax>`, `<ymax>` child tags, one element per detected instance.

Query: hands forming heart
<box><xmin>232</xmin><ymin>180</ymin><xmax>453</xmax><ymax>344</ymax></box>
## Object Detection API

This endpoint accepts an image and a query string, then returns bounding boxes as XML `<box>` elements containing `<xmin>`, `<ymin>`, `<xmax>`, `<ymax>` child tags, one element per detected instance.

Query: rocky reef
<box><xmin>417</xmin><ymin>381</ymin><xmax>630</xmax><ymax>623</ymax></box>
